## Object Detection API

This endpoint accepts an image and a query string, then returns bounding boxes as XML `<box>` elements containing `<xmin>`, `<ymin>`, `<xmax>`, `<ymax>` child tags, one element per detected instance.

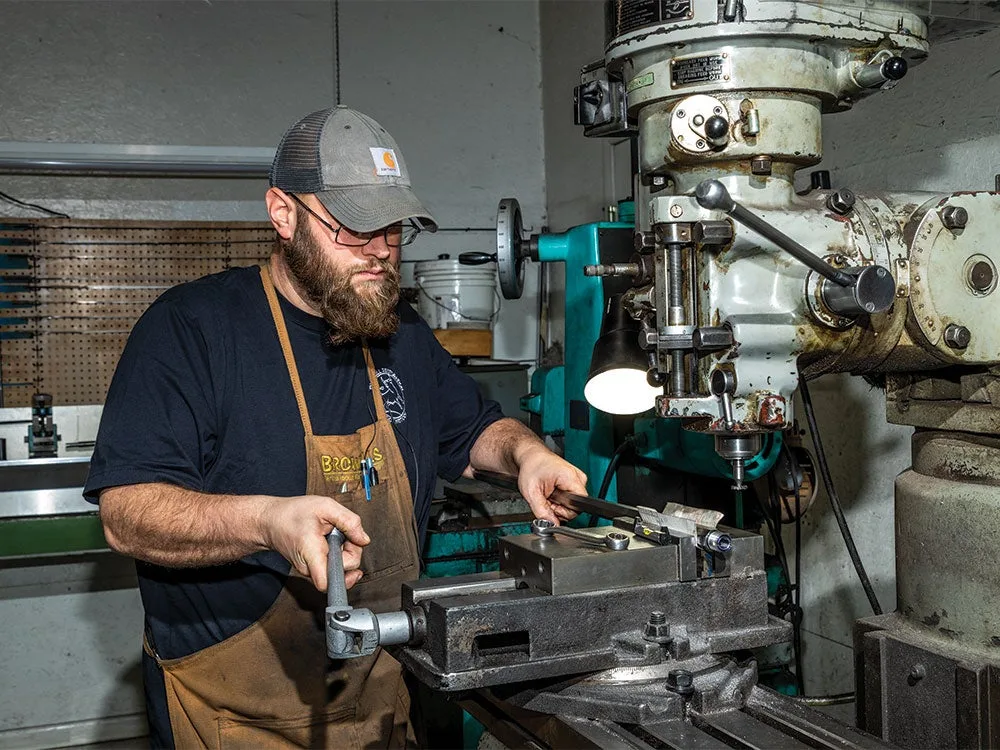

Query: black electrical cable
<box><xmin>799</xmin><ymin>375</ymin><xmax>883</xmax><ymax>616</ymax></box>
<box><xmin>597</xmin><ymin>435</ymin><xmax>635</xmax><ymax>500</ymax></box>
<box><xmin>0</xmin><ymin>189</ymin><xmax>69</xmax><ymax>219</ymax></box>
<box><xmin>760</xmin><ymin>472</ymin><xmax>802</xmax><ymax>690</ymax></box>
<box><xmin>784</xmin><ymin>443</ymin><xmax>806</xmax><ymax>696</ymax></box>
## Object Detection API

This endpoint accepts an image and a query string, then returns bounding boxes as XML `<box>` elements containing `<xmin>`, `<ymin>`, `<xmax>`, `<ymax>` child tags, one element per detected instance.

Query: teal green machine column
<box><xmin>521</xmin><ymin>212</ymin><xmax>635</xmax><ymax>501</ymax></box>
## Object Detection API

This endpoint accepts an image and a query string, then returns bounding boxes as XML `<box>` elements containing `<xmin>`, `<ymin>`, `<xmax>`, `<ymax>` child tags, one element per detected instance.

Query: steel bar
<box><xmin>472</xmin><ymin>470</ymin><xmax>641</xmax><ymax>520</ymax></box>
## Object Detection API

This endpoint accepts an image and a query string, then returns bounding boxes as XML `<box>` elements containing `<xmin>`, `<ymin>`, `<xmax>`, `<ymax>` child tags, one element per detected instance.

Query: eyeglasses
<box><xmin>289</xmin><ymin>193</ymin><xmax>420</xmax><ymax>248</ymax></box>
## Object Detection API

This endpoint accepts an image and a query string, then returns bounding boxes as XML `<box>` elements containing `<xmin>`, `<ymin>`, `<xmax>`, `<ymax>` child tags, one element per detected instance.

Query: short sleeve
<box><xmin>84</xmin><ymin>294</ymin><xmax>222</xmax><ymax>502</ymax></box>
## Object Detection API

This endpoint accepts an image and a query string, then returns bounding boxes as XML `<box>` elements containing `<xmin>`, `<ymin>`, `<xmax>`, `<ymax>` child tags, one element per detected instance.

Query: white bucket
<box><xmin>414</xmin><ymin>256</ymin><xmax>497</xmax><ymax>330</ymax></box>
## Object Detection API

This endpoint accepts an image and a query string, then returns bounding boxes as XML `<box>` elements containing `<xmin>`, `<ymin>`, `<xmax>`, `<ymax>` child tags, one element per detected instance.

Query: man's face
<box><xmin>280</xmin><ymin>200</ymin><xmax>402</xmax><ymax>345</ymax></box>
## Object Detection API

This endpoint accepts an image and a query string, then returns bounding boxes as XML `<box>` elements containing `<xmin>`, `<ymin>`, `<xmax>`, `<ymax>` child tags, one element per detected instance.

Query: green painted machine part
<box><xmin>0</xmin><ymin>514</ymin><xmax>107</xmax><ymax>558</ymax></box>
<box><xmin>519</xmin><ymin>219</ymin><xmax>634</xmax><ymax>502</ymax></box>
<box><xmin>422</xmin><ymin>521</ymin><xmax>533</xmax><ymax>578</ymax></box>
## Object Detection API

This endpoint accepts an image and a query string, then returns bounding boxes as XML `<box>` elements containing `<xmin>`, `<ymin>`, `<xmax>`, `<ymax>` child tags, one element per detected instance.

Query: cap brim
<box><xmin>316</xmin><ymin>184</ymin><xmax>438</xmax><ymax>233</ymax></box>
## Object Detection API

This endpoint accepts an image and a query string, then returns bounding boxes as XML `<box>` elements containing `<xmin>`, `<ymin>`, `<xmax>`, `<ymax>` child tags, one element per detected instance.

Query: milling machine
<box><xmin>325</xmin><ymin>2</ymin><xmax>1000</xmax><ymax>747</ymax></box>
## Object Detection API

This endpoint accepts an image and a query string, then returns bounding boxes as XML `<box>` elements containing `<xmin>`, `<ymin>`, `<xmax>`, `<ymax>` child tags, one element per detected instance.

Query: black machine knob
<box><xmin>882</xmin><ymin>56</ymin><xmax>908</xmax><ymax>81</ymax></box>
<box><xmin>704</xmin><ymin>115</ymin><xmax>730</xmax><ymax>148</ymax></box>
<box><xmin>856</xmin><ymin>56</ymin><xmax>908</xmax><ymax>88</ymax></box>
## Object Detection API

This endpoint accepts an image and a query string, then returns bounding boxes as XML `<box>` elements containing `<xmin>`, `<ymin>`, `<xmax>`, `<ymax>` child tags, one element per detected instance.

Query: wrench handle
<box><xmin>326</xmin><ymin>528</ymin><xmax>350</xmax><ymax>611</ymax></box>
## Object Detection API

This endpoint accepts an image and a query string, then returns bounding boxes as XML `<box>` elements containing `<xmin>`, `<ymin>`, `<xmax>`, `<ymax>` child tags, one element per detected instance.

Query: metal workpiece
<box><xmin>502</xmin><ymin>527</ymin><xmax>675</xmax><ymax>595</ymax></box>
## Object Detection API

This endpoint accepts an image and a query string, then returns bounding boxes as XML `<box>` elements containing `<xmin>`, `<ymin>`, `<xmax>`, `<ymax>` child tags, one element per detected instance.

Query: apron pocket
<box><xmin>341</xmin><ymin>481</ymin><xmax>415</xmax><ymax>583</ymax></box>
<box><xmin>218</xmin><ymin>705</ymin><xmax>358</xmax><ymax>749</ymax></box>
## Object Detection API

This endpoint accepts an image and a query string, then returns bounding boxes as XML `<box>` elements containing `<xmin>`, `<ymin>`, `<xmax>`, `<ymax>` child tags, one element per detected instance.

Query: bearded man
<box><xmin>85</xmin><ymin>107</ymin><xmax>586</xmax><ymax>749</ymax></box>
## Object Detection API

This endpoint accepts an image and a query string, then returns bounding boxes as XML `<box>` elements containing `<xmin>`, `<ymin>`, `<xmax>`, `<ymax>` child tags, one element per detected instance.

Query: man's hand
<box><xmin>513</xmin><ymin>443</ymin><xmax>588</xmax><ymax>524</ymax></box>
<box><xmin>259</xmin><ymin>494</ymin><xmax>371</xmax><ymax>592</ymax></box>
<box><xmin>467</xmin><ymin>418</ymin><xmax>589</xmax><ymax>525</ymax></box>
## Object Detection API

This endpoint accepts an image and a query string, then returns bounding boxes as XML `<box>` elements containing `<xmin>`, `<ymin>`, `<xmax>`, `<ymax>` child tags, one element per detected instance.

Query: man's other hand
<box><xmin>260</xmin><ymin>495</ymin><xmax>370</xmax><ymax>592</ymax></box>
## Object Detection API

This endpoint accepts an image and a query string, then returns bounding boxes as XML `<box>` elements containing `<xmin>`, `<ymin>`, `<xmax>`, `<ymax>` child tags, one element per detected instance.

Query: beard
<box><xmin>280</xmin><ymin>217</ymin><xmax>401</xmax><ymax>346</ymax></box>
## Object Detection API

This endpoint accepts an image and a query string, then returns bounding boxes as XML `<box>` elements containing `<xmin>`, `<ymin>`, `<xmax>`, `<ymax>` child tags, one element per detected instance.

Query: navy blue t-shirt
<box><xmin>84</xmin><ymin>264</ymin><xmax>503</xmax><ymax>745</ymax></box>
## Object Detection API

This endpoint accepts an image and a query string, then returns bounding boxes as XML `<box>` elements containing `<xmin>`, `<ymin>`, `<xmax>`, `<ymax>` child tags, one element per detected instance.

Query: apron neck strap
<box><xmin>361</xmin><ymin>343</ymin><xmax>390</xmax><ymax>425</ymax></box>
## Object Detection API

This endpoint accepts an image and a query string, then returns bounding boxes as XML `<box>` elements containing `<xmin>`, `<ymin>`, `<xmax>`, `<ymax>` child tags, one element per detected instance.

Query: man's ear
<box><xmin>265</xmin><ymin>187</ymin><xmax>297</xmax><ymax>240</ymax></box>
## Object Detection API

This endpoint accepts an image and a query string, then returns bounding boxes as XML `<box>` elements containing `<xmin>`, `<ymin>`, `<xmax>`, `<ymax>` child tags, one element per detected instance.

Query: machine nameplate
<box><xmin>613</xmin><ymin>0</ymin><xmax>692</xmax><ymax>37</ymax></box>
<box><xmin>671</xmin><ymin>54</ymin><xmax>727</xmax><ymax>88</ymax></box>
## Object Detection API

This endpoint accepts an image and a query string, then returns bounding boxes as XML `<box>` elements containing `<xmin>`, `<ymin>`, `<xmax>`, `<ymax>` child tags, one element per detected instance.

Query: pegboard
<box><xmin>0</xmin><ymin>218</ymin><xmax>273</xmax><ymax>407</ymax></box>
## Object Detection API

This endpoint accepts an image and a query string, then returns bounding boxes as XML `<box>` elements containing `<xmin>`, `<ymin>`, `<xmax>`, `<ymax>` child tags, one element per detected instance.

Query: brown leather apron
<box><xmin>143</xmin><ymin>265</ymin><xmax>421</xmax><ymax>748</ymax></box>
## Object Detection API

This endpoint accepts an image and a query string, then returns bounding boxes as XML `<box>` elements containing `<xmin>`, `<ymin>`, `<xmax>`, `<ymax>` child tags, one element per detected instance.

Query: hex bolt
<box><xmin>944</xmin><ymin>324</ymin><xmax>971</xmax><ymax>350</ymax></box>
<box><xmin>750</xmin><ymin>155</ymin><xmax>772</xmax><ymax>176</ymax></box>
<box><xmin>826</xmin><ymin>189</ymin><xmax>856</xmax><ymax>216</ymax></box>
<box><xmin>666</xmin><ymin>668</ymin><xmax>695</xmax><ymax>697</ymax></box>
<box><xmin>969</xmin><ymin>260</ymin><xmax>995</xmax><ymax>292</ymax></box>
<box><xmin>634</xmin><ymin>231</ymin><xmax>656</xmax><ymax>251</ymax></box>
<box><xmin>643</xmin><ymin>611</ymin><xmax>672</xmax><ymax>643</ymax></box>
<box><xmin>942</xmin><ymin>206</ymin><xmax>969</xmax><ymax>230</ymax></box>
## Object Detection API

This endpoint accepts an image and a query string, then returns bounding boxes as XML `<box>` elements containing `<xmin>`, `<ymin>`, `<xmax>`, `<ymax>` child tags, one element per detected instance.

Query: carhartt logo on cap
<box><xmin>370</xmin><ymin>147</ymin><xmax>401</xmax><ymax>177</ymax></box>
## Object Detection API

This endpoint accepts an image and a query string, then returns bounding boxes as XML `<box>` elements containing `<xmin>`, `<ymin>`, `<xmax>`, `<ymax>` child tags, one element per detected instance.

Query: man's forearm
<box><xmin>99</xmin><ymin>483</ymin><xmax>268</xmax><ymax>567</ymax></box>
<box><xmin>466</xmin><ymin>417</ymin><xmax>550</xmax><ymax>476</ymax></box>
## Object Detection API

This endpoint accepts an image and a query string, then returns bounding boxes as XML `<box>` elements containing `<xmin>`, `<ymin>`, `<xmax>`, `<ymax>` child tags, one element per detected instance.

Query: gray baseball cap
<box><xmin>269</xmin><ymin>106</ymin><xmax>437</xmax><ymax>233</ymax></box>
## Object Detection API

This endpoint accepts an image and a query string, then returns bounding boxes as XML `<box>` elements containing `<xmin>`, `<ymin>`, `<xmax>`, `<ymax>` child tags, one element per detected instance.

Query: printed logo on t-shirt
<box><xmin>374</xmin><ymin>368</ymin><xmax>407</xmax><ymax>424</ymax></box>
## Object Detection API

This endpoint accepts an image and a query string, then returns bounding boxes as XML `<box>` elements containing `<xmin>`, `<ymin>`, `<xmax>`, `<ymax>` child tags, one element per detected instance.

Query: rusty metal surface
<box><xmin>0</xmin><ymin>218</ymin><xmax>272</xmax><ymax>406</ymax></box>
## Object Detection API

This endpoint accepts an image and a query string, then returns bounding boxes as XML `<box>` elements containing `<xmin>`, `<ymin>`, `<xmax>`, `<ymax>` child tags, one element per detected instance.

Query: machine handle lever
<box><xmin>459</xmin><ymin>252</ymin><xmax>497</xmax><ymax>265</ymax></box>
<box><xmin>694</xmin><ymin>179</ymin><xmax>854</xmax><ymax>288</ymax></box>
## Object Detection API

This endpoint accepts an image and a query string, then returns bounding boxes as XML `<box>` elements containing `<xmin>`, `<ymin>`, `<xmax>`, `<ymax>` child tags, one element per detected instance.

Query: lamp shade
<box><xmin>584</xmin><ymin>295</ymin><xmax>661</xmax><ymax>415</ymax></box>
